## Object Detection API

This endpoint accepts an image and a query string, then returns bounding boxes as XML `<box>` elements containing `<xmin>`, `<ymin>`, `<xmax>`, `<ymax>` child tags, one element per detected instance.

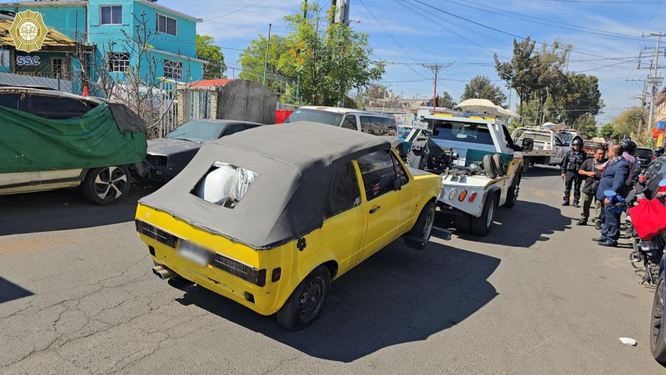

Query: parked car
<box><xmin>636</xmin><ymin>147</ymin><xmax>655</xmax><ymax>170</ymax></box>
<box><xmin>142</xmin><ymin>119</ymin><xmax>264</xmax><ymax>182</ymax></box>
<box><xmin>0</xmin><ymin>87</ymin><xmax>147</xmax><ymax>205</ymax></box>
<box><xmin>135</xmin><ymin>123</ymin><xmax>443</xmax><ymax>330</ymax></box>
<box><xmin>286</xmin><ymin>106</ymin><xmax>398</xmax><ymax>139</ymax></box>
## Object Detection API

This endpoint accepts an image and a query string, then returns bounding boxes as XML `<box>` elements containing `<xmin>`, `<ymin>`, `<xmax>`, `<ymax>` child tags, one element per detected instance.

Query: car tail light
<box><xmin>271</xmin><ymin>268</ymin><xmax>282</xmax><ymax>282</ymax></box>
<box><xmin>468</xmin><ymin>192</ymin><xmax>478</xmax><ymax>202</ymax></box>
<box><xmin>639</xmin><ymin>175</ymin><xmax>647</xmax><ymax>183</ymax></box>
<box><xmin>458</xmin><ymin>190</ymin><xmax>467</xmax><ymax>202</ymax></box>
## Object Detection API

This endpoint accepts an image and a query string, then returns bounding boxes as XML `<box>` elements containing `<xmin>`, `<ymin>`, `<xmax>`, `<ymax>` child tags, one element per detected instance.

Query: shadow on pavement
<box><xmin>0</xmin><ymin>277</ymin><xmax>34</xmax><ymax>304</ymax></box>
<box><xmin>175</xmin><ymin>241</ymin><xmax>500</xmax><ymax>363</ymax></box>
<box><xmin>0</xmin><ymin>181</ymin><xmax>160</xmax><ymax>236</ymax></box>
<box><xmin>448</xmin><ymin>200</ymin><xmax>570</xmax><ymax>247</ymax></box>
<box><xmin>522</xmin><ymin>165</ymin><xmax>561</xmax><ymax>179</ymax></box>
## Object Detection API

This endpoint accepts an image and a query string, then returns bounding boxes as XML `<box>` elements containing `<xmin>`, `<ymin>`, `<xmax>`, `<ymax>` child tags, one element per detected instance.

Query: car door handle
<box><xmin>369</xmin><ymin>206</ymin><xmax>381</xmax><ymax>214</ymax></box>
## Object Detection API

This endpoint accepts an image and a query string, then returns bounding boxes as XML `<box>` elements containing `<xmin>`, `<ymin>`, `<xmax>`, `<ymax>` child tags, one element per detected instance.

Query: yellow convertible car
<box><xmin>135</xmin><ymin>122</ymin><xmax>442</xmax><ymax>330</ymax></box>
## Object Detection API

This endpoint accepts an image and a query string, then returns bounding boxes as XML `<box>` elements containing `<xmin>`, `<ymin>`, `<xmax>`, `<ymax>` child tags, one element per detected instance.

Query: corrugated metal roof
<box><xmin>0</xmin><ymin>20</ymin><xmax>76</xmax><ymax>49</ymax></box>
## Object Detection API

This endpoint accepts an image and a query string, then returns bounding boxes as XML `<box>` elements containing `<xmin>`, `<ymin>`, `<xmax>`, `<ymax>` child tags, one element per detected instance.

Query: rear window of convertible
<box><xmin>191</xmin><ymin>162</ymin><xmax>258</xmax><ymax>209</ymax></box>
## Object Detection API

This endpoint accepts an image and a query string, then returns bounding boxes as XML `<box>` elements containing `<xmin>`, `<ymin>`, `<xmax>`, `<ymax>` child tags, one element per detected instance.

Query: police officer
<box><xmin>561</xmin><ymin>137</ymin><xmax>586</xmax><ymax>207</ymax></box>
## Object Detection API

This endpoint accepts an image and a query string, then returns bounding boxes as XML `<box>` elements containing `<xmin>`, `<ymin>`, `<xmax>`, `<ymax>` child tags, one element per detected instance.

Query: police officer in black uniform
<box><xmin>560</xmin><ymin>137</ymin><xmax>586</xmax><ymax>207</ymax></box>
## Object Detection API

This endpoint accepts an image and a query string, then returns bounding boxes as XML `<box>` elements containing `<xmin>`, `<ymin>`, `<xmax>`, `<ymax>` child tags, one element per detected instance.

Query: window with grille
<box><xmin>100</xmin><ymin>5</ymin><xmax>122</xmax><ymax>25</ymax></box>
<box><xmin>108</xmin><ymin>52</ymin><xmax>130</xmax><ymax>72</ymax></box>
<box><xmin>163</xmin><ymin>59</ymin><xmax>183</xmax><ymax>80</ymax></box>
<box><xmin>51</xmin><ymin>58</ymin><xmax>71</xmax><ymax>80</ymax></box>
<box><xmin>156</xmin><ymin>14</ymin><xmax>177</xmax><ymax>36</ymax></box>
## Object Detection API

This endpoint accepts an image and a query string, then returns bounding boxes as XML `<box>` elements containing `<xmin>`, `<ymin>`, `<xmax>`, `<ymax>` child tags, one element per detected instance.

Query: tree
<box><xmin>599</xmin><ymin>123</ymin><xmax>617</xmax><ymax>141</ymax></box>
<box><xmin>239</xmin><ymin>34</ymin><xmax>291</xmax><ymax>95</ymax></box>
<box><xmin>364</xmin><ymin>83</ymin><xmax>387</xmax><ymax>100</ymax></box>
<box><xmin>611</xmin><ymin>107</ymin><xmax>645</xmax><ymax>138</ymax></box>
<box><xmin>277</xmin><ymin>3</ymin><xmax>385</xmax><ymax>105</ymax></box>
<box><xmin>578</xmin><ymin>123</ymin><xmax>599</xmax><ymax>139</ymax></box>
<box><xmin>460</xmin><ymin>76</ymin><xmax>506</xmax><ymax>106</ymax></box>
<box><xmin>196</xmin><ymin>34</ymin><xmax>226</xmax><ymax>79</ymax></box>
<box><xmin>438</xmin><ymin>91</ymin><xmax>456</xmax><ymax>109</ymax></box>
<box><xmin>494</xmin><ymin>37</ymin><xmax>541</xmax><ymax>114</ymax></box>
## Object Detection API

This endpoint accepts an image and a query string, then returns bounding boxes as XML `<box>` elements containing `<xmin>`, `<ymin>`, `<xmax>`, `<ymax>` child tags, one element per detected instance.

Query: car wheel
<box><xmin>522</xmin><ymin>161</ymin><xmax>530</xmax><ymax>174</ymax></box>
<box><xmin>471</xmin><ymin>193</ymin><xmax>497</xmax><ymax>236</ymax></box>
<box><xmin>82</xmin><ymin>166</ymin><xmax>132</xmax><ymax>205</ymax></box>
<box><xmin>504</xmin><ymin>172</ymin><xmax>521</xmax><ymax>208</ymax></box>
<box><xmin>404</xmin><ymin>202</ymin><xmax>436</xmax><ymax>250</ymax></box>
<box><xmin>492</xmin><ymin>154</ymin><xmax>506</xmax><ymax>176</ymax></box>
<box><xmin>277</xmin><ymin>266</ymin><xmax>331</xmax><ymax>331</ymax></box>
<box><xmin>651</xmin><ymin>273</ymin><xmax>666</xmax><ymax>363</ymax></box>
<box><xmin>454</xmin><ymin>213</ymin><xmax>472</xmax><ymax>233</ymax></box>
<box><xmin>483</xmin><ymin>155</ymin><xmax>498</xmax><ymax>179</ymax></box>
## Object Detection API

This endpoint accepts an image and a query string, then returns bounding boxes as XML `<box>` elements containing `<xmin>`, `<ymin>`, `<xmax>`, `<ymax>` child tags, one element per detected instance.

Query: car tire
<box><xmin>471</xmin><ymin>193</ymin><xmax>497</xmax><ymax>236</ymax></box>
<box><xmin>522</xmin><ymin>161</ymin><xmax>530</xmax><ymax>174</ymax></box>
<box><xmin>454</xmin><ymin>213</ymin><xmax>472</xmax><ymax>233</ymax></box>
<box><xmin>651</xmin><ymin>273</ymin><xmax>666</xmax><ymax>364</ymax></box>
<box><xmin>404</xmin><ymin>202</ymin><xmax>436</xmax><ymax>250</ymax></box>
<box><xmin>277</xmin><ymin>266</ymin><xmax>331</xmax><ymax>331</ymax></box>
<box><xmin>504</xmin><ymin>172</ymin><xmax>521</xmax><ymax>208</ymax></box>
<box><xmin>81</xmin><ymin>166</ymin><xmax>132</xmax><ymax>205</ymax></box>
<box><xmin>483</xmin><ymin>154</ymin><xmax>497</xmax><ymax>179</ymax></box>
<box><xmin>492</xmin><ymin>154</ymin><xmax>506</xmax><ymax>176</ymax></box>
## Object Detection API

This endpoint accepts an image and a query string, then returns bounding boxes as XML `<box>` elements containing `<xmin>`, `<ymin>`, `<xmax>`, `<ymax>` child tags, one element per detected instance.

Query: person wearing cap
<box><xmin>594</xmin><ymin>143</ymin><xmax>631</xmax><ymax>247</ymax></box>
<box><xmin>560</xmin><ymin>137</ymin><xmax>586</xmax><ymax>207</ymax></box>
<box><xmin>621</xmin><ymin>139</ymin><xmax>639</xmax><ymax>185</ymax></box>
<box><xmin>577</xmin><ymin>146</ymin><xmax>606</xmax><ymax>226</ymax></box>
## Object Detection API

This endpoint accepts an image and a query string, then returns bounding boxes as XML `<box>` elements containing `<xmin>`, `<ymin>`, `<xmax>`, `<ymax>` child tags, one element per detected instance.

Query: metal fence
<box><xmin>0</xmin><ymin>72</ymin><xmax>73</xmax><ymax>92</ymax></box>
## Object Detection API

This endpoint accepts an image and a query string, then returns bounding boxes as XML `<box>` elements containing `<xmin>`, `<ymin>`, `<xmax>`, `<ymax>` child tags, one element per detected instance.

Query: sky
<box><xmin>159</xmin><ymin>0</ymin><xmax>666</xmax><ymax>124</ymax></box>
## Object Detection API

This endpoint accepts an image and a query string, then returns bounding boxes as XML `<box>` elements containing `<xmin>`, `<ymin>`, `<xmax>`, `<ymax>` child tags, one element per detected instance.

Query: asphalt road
<box><xmin>1</xmin><ymin>168</ymin><xmax>664</xmax><ymax>374</ymax></box>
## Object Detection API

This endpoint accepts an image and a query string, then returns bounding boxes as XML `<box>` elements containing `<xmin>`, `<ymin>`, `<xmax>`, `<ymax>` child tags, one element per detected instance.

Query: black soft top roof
<box><xmin>139</xmin><ymin>122</ymin><xmax>391</xmax><ymax>249</ymax></box>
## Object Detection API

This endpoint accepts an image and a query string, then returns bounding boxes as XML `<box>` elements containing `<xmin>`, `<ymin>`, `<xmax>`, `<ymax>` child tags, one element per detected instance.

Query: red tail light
<box><xmin>468</xmin><ymin>192</ymin><xmax>478</xmax><ymax>202</ymax></box>
<box><xmin>639</xmin><ymin>175</ymin><xmax>647</xmax><ymax>183</ymax></box>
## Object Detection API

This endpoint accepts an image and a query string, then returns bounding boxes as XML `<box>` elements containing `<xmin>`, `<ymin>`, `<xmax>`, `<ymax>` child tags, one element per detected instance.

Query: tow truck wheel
<box><xmin>454</xmin><ymin>213</ymin><xmax>472</xmax><ymax>233</ymax></box>
<box><xmin>504</xmin><ymin>172</ymin><xmax>521</xmax><ymax>208</ymax></box>
<box><xmin>483</xmin><ymin>155</ymin><xmax>498</xmax><ymax>179</ymax></box>
<box><xmin>471</xmin><ymin>194</ymin><xmax>497</xmax><ymax>236</ymax></box>
<box><xmin>492</xmin><ymin>154</ymin><xmax>506</xmax><ymax>176</ymax></box>
<box><xmin>522</xmin><ymin>161</ymin><xmax>530</xmax><ymax>174</ymax></box>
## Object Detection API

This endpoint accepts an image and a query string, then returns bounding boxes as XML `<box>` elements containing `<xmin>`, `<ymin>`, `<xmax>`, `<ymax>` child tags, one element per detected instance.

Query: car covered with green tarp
<box><xmin>0</xmin><ymin>87</ymin><xmax>147</xmax><ymax>204</ymax></box>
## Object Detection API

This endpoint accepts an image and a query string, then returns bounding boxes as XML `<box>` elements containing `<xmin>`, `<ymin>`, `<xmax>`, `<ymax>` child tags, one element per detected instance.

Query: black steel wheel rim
<box><xmin>298</xmin><ymin>276</ymin><xmax>325</xmax><ymax>323</ymax></box>
<box><xmin>652</xmin><ymin>278</ymin><xmax>665</xmax><ymax>346</ymax></box>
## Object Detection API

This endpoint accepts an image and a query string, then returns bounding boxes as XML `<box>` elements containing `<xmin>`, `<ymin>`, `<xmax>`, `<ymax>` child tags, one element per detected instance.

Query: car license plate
<box><xmin>177</xmin><ymin>240</ymin><xmax>213</xmax><ymax>267</ymax></box>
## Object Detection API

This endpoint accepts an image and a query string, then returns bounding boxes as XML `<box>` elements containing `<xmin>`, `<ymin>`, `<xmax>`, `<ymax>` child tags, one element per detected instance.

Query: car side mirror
<box><xmin>393</xmin><ymin>179</ymin><xmax>402</xmax><ymax>191</ymax></box>
<box><xmin>522</xmin><ymin>137</ymin><xmax>534</xmax><ymax>152</ymax></box>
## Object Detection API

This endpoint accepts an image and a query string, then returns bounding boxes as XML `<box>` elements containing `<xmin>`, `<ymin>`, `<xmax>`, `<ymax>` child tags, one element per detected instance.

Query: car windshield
<box><xmin>287</xmin><ymin>109</ymin><xmax>343</xmax><ymax>126</ymax></box>
<box><xmin>429</xmin><ymin>119</ymin><xmax>494</xmax><ymax>145</ymax></box>
<box><xmin>636</xmin><ymin>149</ymin><xmax>653</xmax><ymax>158</ymax></box>
<box><xmin>166</xmin><ymin>121</ymin><xmax>225</xmax><ymax>142</ymax></box>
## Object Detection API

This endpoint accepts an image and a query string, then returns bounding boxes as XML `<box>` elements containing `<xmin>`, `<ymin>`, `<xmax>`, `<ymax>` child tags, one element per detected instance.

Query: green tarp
<box><xmin>0</xmin><ymin>102</ymin><xmax>146</xmax><ymax>174</ymax></box>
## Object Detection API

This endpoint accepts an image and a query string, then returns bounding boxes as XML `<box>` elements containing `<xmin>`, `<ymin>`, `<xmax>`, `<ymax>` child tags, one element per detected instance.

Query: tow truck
<box><xmin>511</xmin><ymin>126</ymin><xmax>570</xmax><ymax>173</ymax></box>
<box><xmin>402</xmin><ymin>100</ymin><xmax>532</xmax><ymax>236</ymax></box>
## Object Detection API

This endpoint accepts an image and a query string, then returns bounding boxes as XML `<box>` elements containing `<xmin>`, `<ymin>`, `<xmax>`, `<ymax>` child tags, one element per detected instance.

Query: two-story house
<box><xmin>0</xmin><ymin>0</ymin><xmax>204</xmax><ymax>86</ymax></box>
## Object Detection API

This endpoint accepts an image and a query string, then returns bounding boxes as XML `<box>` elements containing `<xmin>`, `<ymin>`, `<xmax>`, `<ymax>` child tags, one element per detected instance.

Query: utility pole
<box><xmin>627</xmin><ymin>78</ymin><xmax>647</xmax><ymax>134</ymax></box>
<box><xmin>645</xmin><ymin>33</ymin><xmax>665</xmax><ymax>133</ymax></box>
<box><xmin>296</xmin><ymin>0</ymin><xmax>307</xmax><ymax>102</ymax></box>
<box><xmin>262</xmin><ymin>23</ymin><xmax>271</xmax><ymax>85</ymax></box>
<box><xmin>420</xmin><ymin>63</ymin><xmax>453</xmax><ymax>110</ymax></box>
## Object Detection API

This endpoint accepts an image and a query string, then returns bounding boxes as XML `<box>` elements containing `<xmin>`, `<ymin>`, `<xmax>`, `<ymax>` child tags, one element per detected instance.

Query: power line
<box><xmin>642</xmin><ymin>0</ymin><xmax>662</xmax><ymax>33</ymax></box>
<box><xmin>575</xmin><ymin>59</ymin><xmax>640</xmax><ymax>72</ymax></box>
<box><xmin>411</xmin><ymin>0</ymin><xmax>615</xmax><ymax>59</ymax></box>
<box><xmin>440</xmin><ymin>0</ymin><xmax>643</xmax><ymax>41</ymax></box>
<box><xmin>206</xmin><ymin>0</ymin><xmax>269</xmax><ymax>22</ymax></box>
<box><xmin>358</xmin><ymin>0</ymin><xmax>432</xmax><ymax>79</ymax></box>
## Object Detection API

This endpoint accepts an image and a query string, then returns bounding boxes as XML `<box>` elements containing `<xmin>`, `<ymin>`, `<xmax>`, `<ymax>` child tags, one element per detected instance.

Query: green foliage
<box><xmin>495</xmin><ymin>37</ymin><xmax>603</xmax><ymax>128</ymax></box>
<box><xmin>364</xmin><ymin>83</ymin><xmax>387</xmax><ymax>100</ymax></box>
<box><xmin>196</xmin><ymin>35</ymin><xmax>226</xmax><ymax>79</ymax></box>
<box><xmin>277</xmin><ymin>3</ymin><xmax>385</xmax><ymax>105</ymax></box>
<box><xmin>239</xmin><ymin>34</ymin><xmax>291</xmax><ymax>95</ymax></box>
<box><xmin>578</xmin><ymin>123</ymin><xmax>599</xmax><ymax>139</ymax></box>
<box><xmin>437</xmin><ymin>91</ymin><xmax>456</xmax><ymax>109</ymax></box>
<box><xmin>611</xmin><ymin>107</ymin><xmax>645</xmax><ymax>137</ymax></box>
<box><xmin>599</xmin><ymin>123</ymin><xmax>617</xmax><ymax>141</ymax></box>
<box><xmin>460</xmin><ymin>76</ymin><xmax>506</xmax><ymax>106</ymax></box>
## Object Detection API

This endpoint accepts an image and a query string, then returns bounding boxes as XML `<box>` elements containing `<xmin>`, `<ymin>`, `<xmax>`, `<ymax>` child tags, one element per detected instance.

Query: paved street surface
<box><xmin>1</xmin><ymin>167</ymin><xmax>664</xmax><ymax>374</ymax></box>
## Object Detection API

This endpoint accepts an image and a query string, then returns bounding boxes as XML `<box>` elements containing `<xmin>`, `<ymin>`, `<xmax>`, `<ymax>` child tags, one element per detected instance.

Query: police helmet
<box><xmin>571</xmin><ymin>137</ymin><xmax>583</xmax><ymax>147</ymax></box>
<box><xmin>655</xmin><ymin>146</ymin><xmax>664</xmax><ymax>158</ymax></box>
<box><xmin>621</xmin><ymin>139</ymin><xmax>637</xmax><ymax>155</ymax></box>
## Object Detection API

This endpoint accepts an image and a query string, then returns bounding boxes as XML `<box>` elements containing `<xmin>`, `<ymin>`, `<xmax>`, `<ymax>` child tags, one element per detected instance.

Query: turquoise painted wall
<box><xmin>0</xmin><ymin>4</ymin><xmax>87</xmax><ymax>40</ymax></box>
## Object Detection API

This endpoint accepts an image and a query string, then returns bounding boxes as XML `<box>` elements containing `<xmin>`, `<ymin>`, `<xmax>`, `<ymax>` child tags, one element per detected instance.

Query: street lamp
<box><xmin>382</xmin><ymin>83</ymin><xmax>397</xmax><ymax>113</ymax></box>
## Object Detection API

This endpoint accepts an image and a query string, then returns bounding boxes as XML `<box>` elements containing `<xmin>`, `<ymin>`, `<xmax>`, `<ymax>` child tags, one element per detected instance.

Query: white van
<box><xmin>286</xmin><ymin>106</ymin><xmax>398</xmax><ymax>138</ymax></box>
